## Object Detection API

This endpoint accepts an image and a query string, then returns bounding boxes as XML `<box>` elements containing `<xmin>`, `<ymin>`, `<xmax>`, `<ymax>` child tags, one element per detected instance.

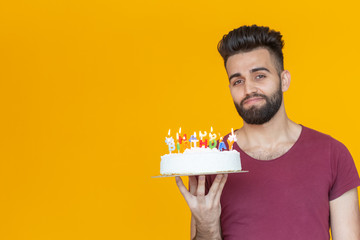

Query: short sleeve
<box><xmin>329</xmin><ymin>140</ymin><xmax>360</xmax><ymax>200</ymax></box>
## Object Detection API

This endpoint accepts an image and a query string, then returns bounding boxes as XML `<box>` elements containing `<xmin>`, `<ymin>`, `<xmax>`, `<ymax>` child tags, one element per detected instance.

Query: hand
<box><xmin>175</xmin><ymin>174</ymin><xmax>228</xmax><ymax>239</ymax></box>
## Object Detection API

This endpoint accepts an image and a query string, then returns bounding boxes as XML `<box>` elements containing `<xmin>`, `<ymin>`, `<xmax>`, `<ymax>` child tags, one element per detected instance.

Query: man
<box><xmin>175</xmin><ymin>25</ymin><xmax>360</xmax><ymax>240</ymax></box>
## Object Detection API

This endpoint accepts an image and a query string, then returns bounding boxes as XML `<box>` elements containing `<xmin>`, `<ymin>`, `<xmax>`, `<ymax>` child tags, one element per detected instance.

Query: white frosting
<box><xmin>160</xmin><ymin>147</ymin><xmax>241</xmax><ymax>175</ymax></box>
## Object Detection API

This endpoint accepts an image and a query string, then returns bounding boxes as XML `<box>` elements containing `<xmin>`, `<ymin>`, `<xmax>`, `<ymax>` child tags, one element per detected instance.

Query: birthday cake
<box><xmin>160</xmin><ymin>148</ymin><xmax>241</xmax><ymax>175</ymax></box>
<box><xmin>159</xmin><ymin>128</ymin><xmax>242</xmax><ymax>176</ymax></box>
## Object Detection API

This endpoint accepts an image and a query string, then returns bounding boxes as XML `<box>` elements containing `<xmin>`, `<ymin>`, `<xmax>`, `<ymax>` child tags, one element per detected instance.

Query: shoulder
<box><xmin>300</xmin><ymin>126</ymin><xmax>352</xmax><ymax>161</ymax></box>
<box><xmin>301</xmin><ymin>125</ymin><xmax>346</xmax><ymax>147</ymax></box>
<box><xmin>301</xmin><ymin>125</ymin><xmax>332</xmax><ymax>141</ymax></box>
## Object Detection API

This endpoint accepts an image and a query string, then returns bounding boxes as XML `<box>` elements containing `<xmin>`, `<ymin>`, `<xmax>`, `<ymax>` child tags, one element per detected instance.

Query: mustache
<box><xmin>240</xmin><ymin>93</ymin><xmax>267</xmax><ymax>106</ymax></box>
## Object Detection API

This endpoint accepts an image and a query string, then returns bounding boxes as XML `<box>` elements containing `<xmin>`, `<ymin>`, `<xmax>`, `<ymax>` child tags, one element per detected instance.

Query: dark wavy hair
<box><xmin>218</xmin><ymin>25</ymin><xmax>284</xmax><ymax>74</ymax></box>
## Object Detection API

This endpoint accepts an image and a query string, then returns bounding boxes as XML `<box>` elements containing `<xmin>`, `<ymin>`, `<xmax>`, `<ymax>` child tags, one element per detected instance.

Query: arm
<box><xmin>330</xmin><ymin>187</ymin><xmax>360</xmax><ymax>240</ymax></box>
<box><xmin>175</xmin><ymin>174</ymin><xmax>227</xmax><ymax>240</ymax></box>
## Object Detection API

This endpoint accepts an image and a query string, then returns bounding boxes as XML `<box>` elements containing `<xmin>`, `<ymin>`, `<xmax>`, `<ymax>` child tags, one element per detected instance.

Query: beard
<box><xmin>234</xmin><ymin>83</ymin><xmax>283</xmax><ymax>125</ymax></box>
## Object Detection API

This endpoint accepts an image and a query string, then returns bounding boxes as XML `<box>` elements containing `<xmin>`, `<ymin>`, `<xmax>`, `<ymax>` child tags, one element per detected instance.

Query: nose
<box><xmin>243</xmin><ymin>81</ymin><xmax>257</xmax><ymax>95</ymax></box>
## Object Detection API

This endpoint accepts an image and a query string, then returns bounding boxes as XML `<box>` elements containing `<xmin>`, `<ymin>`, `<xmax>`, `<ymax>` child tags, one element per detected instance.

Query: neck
<box><xmin>237</xmin><ymin>106</ymin><xmax>300</xmax><ymax>148</ymax></box>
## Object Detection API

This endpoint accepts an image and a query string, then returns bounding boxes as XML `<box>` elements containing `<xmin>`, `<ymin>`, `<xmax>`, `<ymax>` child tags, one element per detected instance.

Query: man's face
<box><xmin>226</xmin><ymin>48</ymin><xmax>284</xmax><ymax>125</ymax></box>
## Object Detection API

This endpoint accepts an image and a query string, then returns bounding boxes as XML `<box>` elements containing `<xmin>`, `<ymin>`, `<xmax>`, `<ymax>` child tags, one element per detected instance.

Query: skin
<box><xmin>176</xmin><ymin>47</ymin><xmax>360</xmax><ymax>239</ymax></box>
<box><xmin>226</xmin><ymin>48</ymin><xmax>299</xmax><ymax>159</ymax></box>
<box><xmin>176</xmin><ymin>174</ymin><xmax>226</xmax><ymax>240</ymax></box>
<box><xmin>330</xmin><ymin>188</ymin><xmax>360</xmax><ymax>239</ymax></box>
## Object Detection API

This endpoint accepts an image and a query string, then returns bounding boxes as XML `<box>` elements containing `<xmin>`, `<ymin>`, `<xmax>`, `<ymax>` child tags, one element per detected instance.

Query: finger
<box><xmin>214</xmin><ymin>174</ymin><xmax>228</xmax><ymax>205</ymax></box>
<box><xmin>208</xmin><ymin>174</ymin><xmax>225</xmax><ymax>199</ymax></box>
<box><xmin>188</xmin><ymin>176</ymin><xmax>198</xmax><ymax>195</ymax></box>
<box><xmin>196</xmin><ymin>175</ymin><xmax>206</xmax><ymax>197</ymax></box>
<box><xmin>175</xmin><ymin>176</ymin><xmax>193</xmax><ymax>201</ymax></box>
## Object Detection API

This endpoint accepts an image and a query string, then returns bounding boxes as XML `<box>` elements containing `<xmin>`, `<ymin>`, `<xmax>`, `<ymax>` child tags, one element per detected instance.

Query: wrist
<box><xmin>194</xmin><ymin>233</ymin><xmax>222</xmax><ymax>240</ymax></box>
<box><xmin>195</xmin><ymin>222</ymin><xmax>222</xmax><ymax>240</ymax></box>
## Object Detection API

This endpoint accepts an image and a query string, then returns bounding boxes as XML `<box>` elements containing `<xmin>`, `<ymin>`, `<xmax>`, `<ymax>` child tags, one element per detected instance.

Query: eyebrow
<box><xmin>228</xmin><ymin>73</ymin><xmax>241</xmax><ymax>82</ymax></box>
<box><xmin>250</xmin><ymin>67</ymin><xmax>270</xmax><ymax>73</ymax></box>
<box><xmin>228</xmin><ymin>67</ymin><xmax>271</xmax><ymax>82</ymax></box>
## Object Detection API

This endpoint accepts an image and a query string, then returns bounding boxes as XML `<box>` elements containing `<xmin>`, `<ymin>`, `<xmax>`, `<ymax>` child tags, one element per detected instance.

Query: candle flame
<box><xmin>179</xmin><ymin>127</ymin><xmax>181</xmax><ymax>134</ymax></box>
<box><xmin>168</xmin><ymin>129</ymin><xmax>171</xmax><ymax>136</ymax></box>
<box><xmin>211</xmin><ymin>126</ymin><xmax>213</xmax><ymax>132</ymax></box>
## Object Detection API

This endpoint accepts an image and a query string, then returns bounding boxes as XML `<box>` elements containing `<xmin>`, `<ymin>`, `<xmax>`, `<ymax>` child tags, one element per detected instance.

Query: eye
<box><xmin>255</xmin><ymin>74</ymin><xmax>266</xmax><ymax>79</ymax></box>
<box><xmin>233</xmin><ymin>79</ymin><xmax>244</xmax><ymax>86</ymax></box>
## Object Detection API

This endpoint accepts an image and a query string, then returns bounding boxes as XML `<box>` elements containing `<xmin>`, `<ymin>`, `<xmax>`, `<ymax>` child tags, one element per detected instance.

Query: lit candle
<box><xmin>183</xmin><ymin>136</ymin><xmax>189</xmax><ymax>150</ymax></box>
<box><xmin>165</xmin><ymin>136</ymin><xmax>175</xmax><ymax>154</ymax></box>
<box><xmin>176</xmin><ymin>132</ymin><xmax>180</xmax><ymax>153</ymax></box>
<box><xmin>227</xmin><ymin>128</ymin><xmax>237</xmax><ymax>150</ymax></box>
<box><xmin>179</xmin><ymin>130</ymin><xmax>189</xmax><ymax>150</ymax></box>
<box><xmin>218</xmin><ymin>136</ymin><xmax>227</xmax><ymax>151</ymax></box>
<box><xmin>165</xmin><ymin>129</ymin><xmax>175</xmax><ymax>154</ymax></box>
<box><xmin>189</xmin><ymin>132</ymin><xmax>199</xmax><ymax>148</ymax></box>
<box><xmin>208</xmin><ymin>139</ymin><xmax>217</xmax><ymax>149</ymax></box>
<box><xmin>209</xmin><ymin>126</ymin><xmax>217</xmax><ymax>140</ymax></box>
<box><xmin>199</xmin><ymin>131</ymin><xmax>207</xmax><ymax>140</ymax></box>
<box><xmin>209</xmin><ymin>132</ymin><xmax>217</xmax><ymax>141</ymax></box>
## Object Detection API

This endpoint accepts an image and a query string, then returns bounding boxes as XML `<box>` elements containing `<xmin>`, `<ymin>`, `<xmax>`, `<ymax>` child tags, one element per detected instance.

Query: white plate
<box><xmin>151</xmin><ymin>170</ymin><xmax>248</xmax><ymax>178</ymax></box>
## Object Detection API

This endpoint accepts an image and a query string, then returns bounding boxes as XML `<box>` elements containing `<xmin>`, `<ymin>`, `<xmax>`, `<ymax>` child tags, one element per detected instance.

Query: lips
<box><xmin>243</xmin><ymin>97</ymin><xmax>265</xmax><ymax>105</ymax></box>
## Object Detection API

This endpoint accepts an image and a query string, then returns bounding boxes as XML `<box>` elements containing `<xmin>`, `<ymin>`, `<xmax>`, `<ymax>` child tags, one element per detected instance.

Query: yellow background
<box><xmin>0</xmin><ymin>0</ymin><xmax>359</xmax><ymax>239</ymax></box>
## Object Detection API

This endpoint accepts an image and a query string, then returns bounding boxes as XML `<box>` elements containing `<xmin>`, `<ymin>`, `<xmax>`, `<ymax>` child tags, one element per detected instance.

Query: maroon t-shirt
<box><xmin>205</xmin><ymin>125</ymin><xmax>360</xmax><ymax>240</ymax></box>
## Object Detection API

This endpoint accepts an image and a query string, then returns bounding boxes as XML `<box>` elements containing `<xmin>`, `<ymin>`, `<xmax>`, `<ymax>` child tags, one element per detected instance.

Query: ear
<box><xmin>280</xmin><ymin>70</ymin><xmax>291</xmax><ymax>92</ymax></box>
